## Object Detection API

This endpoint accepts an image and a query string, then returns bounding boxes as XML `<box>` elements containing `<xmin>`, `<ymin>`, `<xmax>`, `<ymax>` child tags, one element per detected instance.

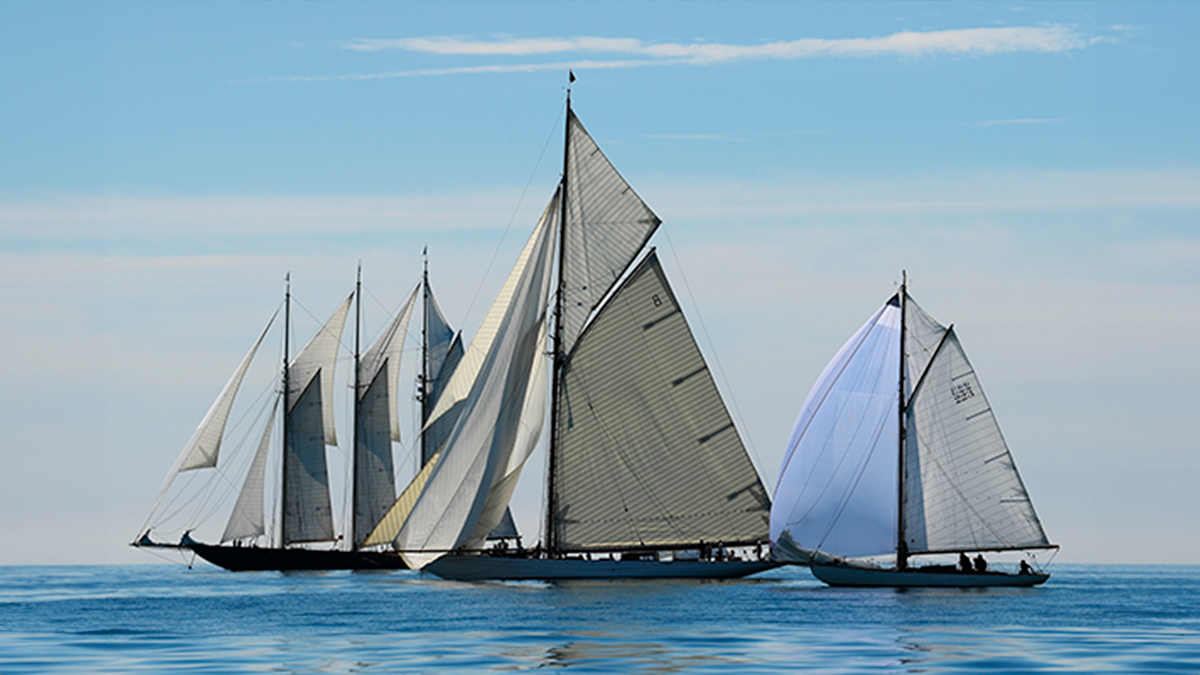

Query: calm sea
<box><xmin>0</xmin><ymin>563</ymin><xmax>1196</xmax><ymax>673</ymax></box>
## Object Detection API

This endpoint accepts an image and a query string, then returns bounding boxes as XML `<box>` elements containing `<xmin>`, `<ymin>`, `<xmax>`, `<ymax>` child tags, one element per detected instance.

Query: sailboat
<box><xmin>363</xmin><ymin>90</ymin><xmax>778</xmax><ymax>581</ymax></box>
<box><xmin>134</xmin><ymin>265</ymin><xmax>464</xmax><ymax>571</ymax></box>
<box><xmin>770</xmin><ymin>276</ymin><xmax>1058</xmax><ymax>587</ymax></box>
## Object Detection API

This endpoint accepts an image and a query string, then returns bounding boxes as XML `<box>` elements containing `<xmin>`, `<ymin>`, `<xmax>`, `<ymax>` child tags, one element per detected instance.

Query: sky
<box><xmin>1</xmin><ymin>1</ymin><xmax>1197</xmax><ymax>566</ymax></box>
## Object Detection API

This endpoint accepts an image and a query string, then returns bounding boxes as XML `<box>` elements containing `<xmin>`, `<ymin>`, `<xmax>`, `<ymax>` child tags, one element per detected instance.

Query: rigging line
<box><xmin>660</xmin><ymin>225</ymin><xmax>771</xmax><ymax>493</ymax></box>
<box><xmin>189</xmin><ymin>395</ymin><xmax>278</xmax><ymax>534</ymax></box>
<box><xmin>457</xmin><ymin>105</ymin><xmax>564</xmax><ymax>331</ymax></box>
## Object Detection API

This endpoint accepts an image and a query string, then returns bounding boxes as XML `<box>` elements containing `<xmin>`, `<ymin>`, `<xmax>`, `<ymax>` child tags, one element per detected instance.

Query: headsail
<box><xmin>770</xmin><ymin>298</ymin><xmax>901</xmax><ymax>561</ymax></box>
<box><xmin>552</xmin><ymin>251</ymin><xmax>770</xmax><ymax>551</ymax></box>
<box><xmin>903</xmin><ymin>320</ymin><xmax>1051</xmax><ymax>553</ymax></box>
<box><xmin>392</xmin><ymin>192</ymin><xmax>558</xmax><ymax>568</ymax></box>
<box><xmin>560</xmin><ymin>110</ymin><xmax>661</xmax><ymax>353</ymax></box>
<box><xmin>283</xmin><ymin>294</ymin><xmax>352</xmax><ymax>545</ymax></box>
<box><xmin>221</xmin><ymin>401</ymin><xmax>277</xmax><ymax>543</ymax></box>
<box><xmin>354</xmin><ymin>286</ymin><xmax>418</xmax><ymax>546</ymax></box>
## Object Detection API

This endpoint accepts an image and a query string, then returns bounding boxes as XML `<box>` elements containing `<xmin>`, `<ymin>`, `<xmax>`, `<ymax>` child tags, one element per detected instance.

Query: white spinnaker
<box><xmin>770</xmin><ymin>299</ymin><xmax>901</xmax><ymax>560</ymax></box>
<box><xmin>221</xmin><ymin>402</ymin><xmax>277</xmax><ymax>543</ymax></box>
<box><xmin>147</xmin><ymin>312</ymin><xmax>276</xmax><ymax>523</ymax></box>
<box><xmin>560</xmin><ymin>110</ymin><xmax>661</xmax><ymax>353</ymax></box>
<box><xmin>288</xmin><ymin>294</ymin><xmax>352</xmax><ymax>446</ymax></box>
<box><xmin>422</xmin><ymin>193</ymin><xmax>560</xmax><ymax>442</ymax></box>
<box><xmin>904</xmin><ymin>328</ymin><xmax>1051</xmax><ymax>553</ymax></box>
<box><xmin>394</xmin><ymin>201</ymin><xmax>556</xmax><ymax>569</ymax></box>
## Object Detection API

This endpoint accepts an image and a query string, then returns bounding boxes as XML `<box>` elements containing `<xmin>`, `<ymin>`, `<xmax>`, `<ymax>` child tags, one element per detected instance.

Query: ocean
<box><xmin>0</xmin><ymin>563</ymin><xmax>1197</xmax><ymax>673</ymax></box>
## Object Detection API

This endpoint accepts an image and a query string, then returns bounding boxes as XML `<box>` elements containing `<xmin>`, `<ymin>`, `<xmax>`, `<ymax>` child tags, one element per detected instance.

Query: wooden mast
<box><xmin>545</xmin><ymin>81</ymin><xmax>571</xmax><ymax>557</ymax></box>
<box><xmin>350</xmin><ymin>264</ymin><xmax>361</xmax><ymax>550</ymax></box>
<box><xmin>279</xmin><ymin>273</ymin><xmax>291</xmax><ymax>549</ymax></box>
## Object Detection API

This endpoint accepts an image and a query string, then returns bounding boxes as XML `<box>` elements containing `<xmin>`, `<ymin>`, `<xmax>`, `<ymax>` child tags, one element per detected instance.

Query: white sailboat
<box><xmin>134</xmin><ymin>268</ymin><xmax>462</xmax><ymax>571</ymax></box>
<box><xmin>365</xmin><ymin>90</ymin><xmax>778</xmax><ymax>581</ymax></box>
<box><xmin>770</xmin><ymin>276</ymin><xmax>1057</xmax><ymax>587</ymax></box>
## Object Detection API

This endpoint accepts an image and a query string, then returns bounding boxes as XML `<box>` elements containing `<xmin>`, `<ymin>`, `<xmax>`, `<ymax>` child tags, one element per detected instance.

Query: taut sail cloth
<box><xmin>553</xmin><ymin>251</ymin><xmax>770</xmax><ymax>550</ymax></box>
<box><xmin>283</xmin><ymin>294</ymin><xmax>352</xmax><ymax>545</ymax></box>
<box><xmin>560</xmin><ymin>110</ymin><xmax>662</xmax><ymax>354</ymax></box>
<box><xmin>221</xmin><ymin>402</ymin><xmax>277</xmax><ymax>543</ymax></box>
<box><xmin>419</xmin><ymin>281</ymin><xmax>466</xmax><ymax>465</ymax></box>
<box><xmin>770</xmin><ymin>300</ymin><xmax>901</xmax><ymax>561</ymax></box>
<box><xmin>148</xmin><ymin>312</ymin><xmax>276</xmax><ymax>519</ymax></box>
<box><xmin>770</xmin><ymin>292</ymin><xmax>1051</xmax><ymax>562</ymax></box>
<box><xmin>353</xmin><ymin>286</ymin><xmax>418</xmax><ymax>547</ymax></box>
<box><xmin>902</xmin><ymin>301</ymin><xmax>1050</xmax><ymax>554</ymax></box>
<box><xmin>367</xmin><ymin>194</ymin><xmax>558</xmax><ymax>564</ymax></box>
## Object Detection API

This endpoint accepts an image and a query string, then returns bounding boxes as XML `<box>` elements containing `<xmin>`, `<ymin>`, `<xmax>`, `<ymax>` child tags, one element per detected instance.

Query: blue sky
<box><xmin>1</xmin><ymin>1</ymin><xmax>1197</xmax><ymax>565</ymax></box>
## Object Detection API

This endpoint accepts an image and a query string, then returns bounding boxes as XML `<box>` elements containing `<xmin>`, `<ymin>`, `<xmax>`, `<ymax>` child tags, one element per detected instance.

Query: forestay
<box><xmin>770</xmin><ymin>299</ymin><xmax>901</xmax><ymax>560</ymax></box>
<box><xmin>903</xmin><ymin>327</ymin><xmax>1051</xmax><ymax>553</ymax></box>
<box><xmin>393</xmin><ymin>199</ymin><xmax>557</xmax><ymax>569</ymax></box>
<box><xmin>553</xmin><ymin>251</ymin><xmax>770</xmax><ymax>551</ymax></box>
<box><xmin>560</xmin><ymin>111</ymin><xmax>661</xmax><ymax>354</ymax></box>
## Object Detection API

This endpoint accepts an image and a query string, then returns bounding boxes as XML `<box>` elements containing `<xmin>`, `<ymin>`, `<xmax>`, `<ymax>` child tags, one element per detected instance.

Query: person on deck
<box><xmin>973</xmin><ymin>554</ymin><xmax>988</xmax><ymax>572</ymax></box>
<box><xmin>959</xmin><ymin>552</ymin><xmax>972</xmax><ymax>572</ymax></box>
<box><xmin>1020</xmin><ymin>560</ymin><xmax>1033</xmax><ymax>575</ymax></box>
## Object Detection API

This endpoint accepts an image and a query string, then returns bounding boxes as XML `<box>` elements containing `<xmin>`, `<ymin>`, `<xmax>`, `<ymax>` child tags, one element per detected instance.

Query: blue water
<box><xmin>0</xmin><ymin>564</ymin><xmax>1197</xmax><ymax>673</ymax></box>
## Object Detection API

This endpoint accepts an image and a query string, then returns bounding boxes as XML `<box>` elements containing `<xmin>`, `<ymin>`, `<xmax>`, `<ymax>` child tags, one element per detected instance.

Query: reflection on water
<box><xmin>0</xmin><ymin>565</ymin><xmax>1197</xmax><ymax>673</ymax></box>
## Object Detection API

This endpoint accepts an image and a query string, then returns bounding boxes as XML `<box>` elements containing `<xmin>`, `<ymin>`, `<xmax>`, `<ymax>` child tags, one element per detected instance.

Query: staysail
<box><xmin>903</xmin><ymin>322</ymin><xmax>1051</xmax><ymax>554</ymax></box>
<box><xmin>283</xmin><ymin>294</ymin><xmax>352</xmax><ymax>545</ymax></box>
<box><xmin>353</xmin><ymin>286</ymin><xmax>418</xmax><ymax>546</ymax></box>
<box><xmin>560</xmin><ymin>110</ymin><xmax>662</xmax><ymax>353</ymax></box>
<box><xmin>221</xmin><ymin>402</ymin><xmax>277</xmax><ymax>543</ymax></box>
<box><xmin>552</xmin><ymin>251</ymin><xmax>769</xmax><ymax>550</ymax></box>
<box><xmin>385</xmin><ymin>195</ymin><xmax>558</xmax><ymax>567</ymax></box>
<box><xmin>770</xmin><ymin>298</ymin><xmax>902</xmax><ymax>561</ymax></box>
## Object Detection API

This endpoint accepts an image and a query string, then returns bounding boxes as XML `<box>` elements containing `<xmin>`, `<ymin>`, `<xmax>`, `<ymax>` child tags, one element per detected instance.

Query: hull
<box><xmin>424</xmin><ymin>555</ymin><xmax>779</xmax><ymax>581</ymax></box>
<box><xmin>811</xmin><ymin>562</ymin><xmax>1048</xmax><ymax>588</ymax></box>
<box><xmin>188</xmin><ymin>544</ymin><xmax>409</xmax><ymax>571</ymax></box>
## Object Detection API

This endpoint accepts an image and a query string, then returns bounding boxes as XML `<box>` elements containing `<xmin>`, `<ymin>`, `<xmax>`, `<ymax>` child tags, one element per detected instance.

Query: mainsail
<box><xmin>903</xmin><ymin>315</ymin><xmax>1050</xmax><ymax>554</ymax></box>
<box><xmin>353</xmin><ymin>286</ymin><xmax>418</xmax><ymax>546</ymax></box>
<box><xmin>552</xmin><ymin>251</ymin><xmax>770</xmax><ymax>550</ymax></box>
<box><xmin>283</xmin><ymin>294</ymin><xmax>352</xmax><ymax>545</ymax></box>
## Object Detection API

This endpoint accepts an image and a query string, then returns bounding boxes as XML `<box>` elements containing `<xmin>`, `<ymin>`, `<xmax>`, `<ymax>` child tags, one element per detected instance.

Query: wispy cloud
<box><xmin>972</xmin><ymin>118</ymin><xmax>1066</xmax><ymax>127</ymax></box>
<box><xmin>345</xmin><ymin>26</ymin><xmax>1088</xmax><ymax>62</ymax></box>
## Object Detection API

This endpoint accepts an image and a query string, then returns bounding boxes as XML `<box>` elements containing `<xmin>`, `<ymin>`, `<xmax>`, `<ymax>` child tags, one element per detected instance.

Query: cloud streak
<box><xmin>345</xmin><ymin>26</ymin><xmax>1089</xmax><ymax>62</ymax></box>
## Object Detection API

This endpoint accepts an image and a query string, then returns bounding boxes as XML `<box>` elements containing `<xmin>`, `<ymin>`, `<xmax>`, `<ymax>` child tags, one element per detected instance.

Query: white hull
<box><xmin>812</xmin><ymin>562</ymin><xmax>1049</xmax><ymax>588</ymax></box>
<box><xmin>424</xmin><ymin>555</ymin><xmax>779</xmax><ymax>581</ymax></box>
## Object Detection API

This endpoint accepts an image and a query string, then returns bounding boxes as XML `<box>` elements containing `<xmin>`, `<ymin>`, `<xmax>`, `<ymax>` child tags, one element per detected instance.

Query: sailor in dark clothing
<box><xmin>973</xmin><ymin>554</ymin><xmax>987</xmax><ymax>572</ymax></box>
<box><xmin>959</xmin><ymin>552</ymin><xmax>972</xmax><ymax>572</ymax></box>
<box><xmin>1019</xmin><ymin>560</ymin><xmax>1033</xmax><ymax>575</ymax></box>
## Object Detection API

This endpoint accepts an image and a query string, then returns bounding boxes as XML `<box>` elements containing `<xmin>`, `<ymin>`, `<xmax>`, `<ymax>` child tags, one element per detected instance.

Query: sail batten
<box><xmin>553</xmin><ymin>251</ymin><xmax>769</xmax><ymax>551</ymax></box>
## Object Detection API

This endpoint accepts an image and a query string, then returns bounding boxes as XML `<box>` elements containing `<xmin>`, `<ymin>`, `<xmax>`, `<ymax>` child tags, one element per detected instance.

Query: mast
<box><xmin>351</xmin><ymin>263</ymin><xmax>362</xmax><ymax>550</ymax></box>
<box><xmin>280</xmin><ymin>273</ymin><xmax>291</xmax><ymax>549</ymax></box>
<box><xmin>420</xmin><ymin>249</ymin><xmax>430</xmax><ymax>463</ymax></box>
<box><xmin>896</xmin><ymin>271</ymin><xmax>909</xmax><ymax>570</ymax></box>
<box><xmin>545</xmin><ymin>83</ymin><xmax>571</xmax><ymax>556</ymax></box>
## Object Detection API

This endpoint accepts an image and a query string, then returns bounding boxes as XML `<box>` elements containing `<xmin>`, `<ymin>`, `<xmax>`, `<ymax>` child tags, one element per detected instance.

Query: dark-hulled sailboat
<box><xmin>134</xmin><ymin>265</ymin><xmax>464</xmax><ymax>571</ymax></box>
